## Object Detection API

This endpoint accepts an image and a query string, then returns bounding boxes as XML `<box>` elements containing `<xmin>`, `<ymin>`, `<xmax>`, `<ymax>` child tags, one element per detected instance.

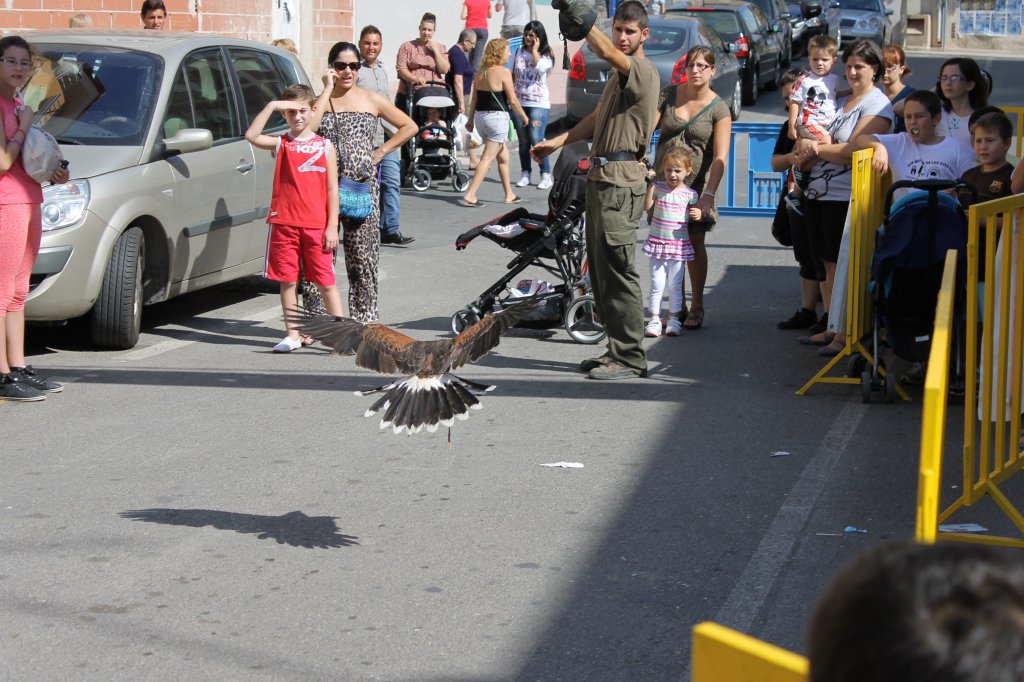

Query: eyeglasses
<box><xmin>1</xmin><ymin>57</ymin><xmax>32</xmax><ymax>69</ymax></box>
<box><xmin>332</xmin><ymin>61</ymin><xmax>361</xmax><ymax>72</ymax></box>
<box><xmin>938</xmin><ymin>74</ymin><xmax>964</xmax><ymax>84</ymax></box>
<box><xmin>687</xmin><ymin>62</ymin><xmax>712</xmax><ymax>71</ymax></box>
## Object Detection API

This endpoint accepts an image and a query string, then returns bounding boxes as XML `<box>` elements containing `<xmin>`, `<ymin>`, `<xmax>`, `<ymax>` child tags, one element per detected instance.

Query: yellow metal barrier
<box><xmin>915</xmin><ymin>251</ymin><xmax>958</xmax><ymax>544</ymax></box>
<box><xmin>692</xmin><ymin>622</ymin><xmax>808</xmax><ymax>682</ymax></box>
<box><xmin>939</xmin><ymin>195</ymin><xmax>1024</xmax><ymax>548</ymax></box>
<box><xmin>797</xmin><ymin>149</ymin><xmax>904</xmax><ymax>396</ymax></box>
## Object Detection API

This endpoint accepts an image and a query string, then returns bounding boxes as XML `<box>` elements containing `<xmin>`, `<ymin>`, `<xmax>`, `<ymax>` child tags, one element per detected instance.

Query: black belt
<box><xmin>591</xmin><ymin>151</ymin><xmax>639</xmax><ymax>167</ymax></box>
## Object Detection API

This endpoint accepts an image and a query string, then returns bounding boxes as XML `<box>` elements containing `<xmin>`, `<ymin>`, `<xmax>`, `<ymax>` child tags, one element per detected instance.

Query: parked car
<box><xmin>674</xmin><ymin>1</ymin><xmax>784</xmax><ymax>105</ymax></box>
<box><xmin>566</xmin><ymin>15</ymin><xmax>744</xmax><ymax>122</ymax></box>
<box><xmin>826</xmin><ymin>0</ymin><xmax>893</xmax><ymax>47</ymax></box>
<box><xmin>20</xmin><ymin>31</ymin><xmax>308</xmax><ymax>349</ymax></box>
<box><xmin>671</xmin><ymin>0</ymin><xmax>792</xmax><ymax>64</ymax></box>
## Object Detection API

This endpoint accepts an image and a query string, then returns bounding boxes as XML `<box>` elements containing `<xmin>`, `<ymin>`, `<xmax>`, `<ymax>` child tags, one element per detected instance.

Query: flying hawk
<box><xmin>288</xmin><ymin>301</ymin><xmax>538</xmax><ymax>435</ymax></box>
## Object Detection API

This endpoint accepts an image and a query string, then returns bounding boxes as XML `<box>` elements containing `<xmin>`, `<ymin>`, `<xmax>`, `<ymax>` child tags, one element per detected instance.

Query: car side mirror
<box><xmin>884</xmin><ymin>7</ymin><xmax>893</xmax><ymax>13</ymax></box>
<box><xmin>163</xmin><ymin>128</ymin><xmax>213</xmax><ymax>155</ymax></box>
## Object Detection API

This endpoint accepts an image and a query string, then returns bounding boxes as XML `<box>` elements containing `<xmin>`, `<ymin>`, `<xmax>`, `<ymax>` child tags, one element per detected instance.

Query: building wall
<box><xmin>2</xmin><ymin>0</ymin><xmax>354</xmax><ymax>84</ymax></box>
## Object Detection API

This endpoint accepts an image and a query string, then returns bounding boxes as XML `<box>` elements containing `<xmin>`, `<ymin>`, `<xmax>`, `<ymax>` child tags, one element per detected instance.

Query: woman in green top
<box><xmin>653</xmin><ymin>45</ymin><xmax>731</xmax><ymax>330</ymax></box>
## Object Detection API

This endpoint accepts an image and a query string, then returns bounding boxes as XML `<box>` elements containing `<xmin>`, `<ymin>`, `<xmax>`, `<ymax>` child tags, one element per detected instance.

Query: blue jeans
<box><xmin>379</xmin><ymin>148</ymin><xmax>401</xmax><ymax>235</ymax></box>
<box><xmin>516</xmin><ymin>106</ymin><xmax>550</xmax><ymax>176</ymax></box>
<box><xmin>469</xmin><ymin>29</ymin><xmax>488</xmax><ymax>70</ymax></box>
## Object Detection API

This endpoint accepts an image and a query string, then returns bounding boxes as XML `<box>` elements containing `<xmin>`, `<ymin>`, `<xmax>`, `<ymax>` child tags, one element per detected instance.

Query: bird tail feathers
<box><xmin>362</xmin><ymin>374</ymin><xmax>492</xmax><ymax>435</ymax></box>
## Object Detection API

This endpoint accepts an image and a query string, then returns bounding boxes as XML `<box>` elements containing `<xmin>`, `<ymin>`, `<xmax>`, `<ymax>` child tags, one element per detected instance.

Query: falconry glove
<box><xmin>553</xmin><ymin>0</ymin><xmax>598</xmax><ymax>68</ymax></box>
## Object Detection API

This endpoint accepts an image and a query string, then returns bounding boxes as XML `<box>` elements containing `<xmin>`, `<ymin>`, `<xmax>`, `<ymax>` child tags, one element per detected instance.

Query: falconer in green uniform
<box><xmin>533</xmin><ymin>0</ymin><xmax>659</xmax><ymax>380</ymax></box>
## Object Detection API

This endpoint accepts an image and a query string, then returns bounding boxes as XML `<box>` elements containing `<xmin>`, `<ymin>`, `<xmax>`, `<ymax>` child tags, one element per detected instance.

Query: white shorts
<box><xmin>474</xmin><ymin>111</ymin><xmax>510</xmax><ymax>143</ymax></box>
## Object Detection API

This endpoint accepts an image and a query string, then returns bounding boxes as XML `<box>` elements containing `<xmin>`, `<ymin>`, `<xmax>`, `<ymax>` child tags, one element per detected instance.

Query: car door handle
<box><xmin>235</xmin><ymin>161</ymin><xmax>254</xmax><ymax>173</ymax></box>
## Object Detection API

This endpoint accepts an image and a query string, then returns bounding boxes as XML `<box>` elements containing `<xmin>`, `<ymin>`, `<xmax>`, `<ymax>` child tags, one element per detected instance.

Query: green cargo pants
<box><xmin>584</xmin><ymin>180</ymin><xmax>647</xmax><ymax>374</ymax></box>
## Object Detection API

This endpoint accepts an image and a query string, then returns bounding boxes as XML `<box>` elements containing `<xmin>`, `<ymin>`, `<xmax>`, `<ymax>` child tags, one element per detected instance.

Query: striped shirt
<box><xmin>643</xmin><ymin>182</ymin><xmax>697</xmax><ymax>261</ymax></box>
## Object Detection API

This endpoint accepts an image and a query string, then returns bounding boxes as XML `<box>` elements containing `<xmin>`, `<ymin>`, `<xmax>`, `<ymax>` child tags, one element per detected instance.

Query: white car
<box><xmin>22</xmin><ymin>31</ymin><xmax>308</xmax><ymax>348</ymax></box>
<box><xmin>826</xmin><ymin>0</ymin><xmax>893</xmax><ymax>47</ymax></box>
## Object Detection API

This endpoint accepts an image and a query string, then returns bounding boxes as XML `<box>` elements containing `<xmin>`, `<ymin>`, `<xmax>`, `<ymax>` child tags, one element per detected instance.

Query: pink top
<box><xmin>0</xmin><ymin>97</ymin><xmax>43</xmax><ymax>205</ymax></box>
<box><xmin>464</xmin><ymin>0</ymin><xmax>491</xmax><ymax>29</ymax></box>
<box><xmin>396</xmin><ymin>40</ymin><xmax>447</xmax><ymax>95</ymax></box>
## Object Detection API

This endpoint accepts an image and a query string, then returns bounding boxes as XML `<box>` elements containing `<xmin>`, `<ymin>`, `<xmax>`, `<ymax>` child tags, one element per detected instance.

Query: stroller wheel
<box><xmin>451</xmin><ymin>309</ymin><xmax>480</xmax><ymax>334</ymax></box>
<box><xmin>412</xmin><ymin>169</ymin><xmax>432</xmax><ymax>192</ymax></box>
<box><xmin>861</xmin><ymin>370</ymin><xmax>873</xmax><ymax>404</ymax></box>
<box><xmin>846</xmin><ymin>355</ymin><xmax>866</xmax><ymax>378</ymax></box>
<box><xmin>453</xmin><ymin>171</ymin><xmax>471</xmax><ymax>193</ymax></box>
<box><xmin>563</xmin><ymin>294</ymin><xmax>606</xmax><ymax>345</ymax></box>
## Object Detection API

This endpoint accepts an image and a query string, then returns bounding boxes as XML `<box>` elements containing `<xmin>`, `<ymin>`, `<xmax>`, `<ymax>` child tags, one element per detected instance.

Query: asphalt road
<box><xmin>1</xmin><ymin>74</ymin><xmax>1011</xmax><ymax>679</ymax></box>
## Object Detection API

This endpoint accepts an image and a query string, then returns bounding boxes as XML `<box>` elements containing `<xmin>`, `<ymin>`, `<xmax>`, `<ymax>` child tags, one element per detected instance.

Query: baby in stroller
<box><xmin>405</xmin><ymin>82</ymin><xmax>471</xmax><ymax>193</ymax></box>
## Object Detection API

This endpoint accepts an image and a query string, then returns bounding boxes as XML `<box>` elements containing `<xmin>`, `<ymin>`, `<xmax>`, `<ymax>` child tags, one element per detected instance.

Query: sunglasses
<box><xmin>332</xmin><ymin>61</ymin><xmax>361</xmax><ymax>72</ymax></box>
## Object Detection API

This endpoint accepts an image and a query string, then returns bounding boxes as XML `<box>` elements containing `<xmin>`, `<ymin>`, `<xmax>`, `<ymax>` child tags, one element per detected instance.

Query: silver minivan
<box><xmin>21</xmin><ymin>31</ymin><xmax>308</xmax><ymax>348</ymax></box>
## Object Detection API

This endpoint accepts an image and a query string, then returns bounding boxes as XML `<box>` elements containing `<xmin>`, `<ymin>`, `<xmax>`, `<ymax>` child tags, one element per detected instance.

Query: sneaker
<box><xmin>515</xmin><ymin>172</ymin><xmax>531</xmax><ymax>188</ymax></box>
<box><xmin>644</xmin><ymin>318</ymin><xmax>662</xmax><ymax>338</ymax></box>
<box><xmin>11</xmin><ymin>365</ymin><xmax>62</xmax><ymax>393</ymax></box>
<box><xmin>537</xmin><ymin>173</ymin><xmax>553</xmax><ymax>190</ymax></box>
<box><xmin>665</xmin><ymin>317</ymin><xmax>683</xmax><ymax>336</ymax></box>
<box><xmin>580</xmin><ymin>354</ymin><xmax>613</xmax><ymax>373</ymax></box>
<box><xmin>0</xmin><ymin>373</ymin><xmax>45</xmax><ymax>402</ymax></box>
<box><xmin>808</xmin><ymin>313</ymin><xmax>829</xmax><ymax>335</ymax></box>
<box><xmin>272</xmin><ymin>336</ymin><xmax>303</xmax><ymax>353</ymax></box>
<box><xmin>588</xmin><ymin>361</ymin><xmax>647</xmax><ymax>380</ymax></box>
<box><xmin>778</xmin><ymin>308</ymin><xmax>818</xmax><ymax>330</ymax></box>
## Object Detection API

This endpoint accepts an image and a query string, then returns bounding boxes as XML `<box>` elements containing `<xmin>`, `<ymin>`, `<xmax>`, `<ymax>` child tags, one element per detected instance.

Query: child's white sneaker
<box><xmin>644</xmin><ymin>318</ymin><xmax>662</xmax><ymax>338</ymax></box>
<box><xmin>516</xmin><ymin>172</ymin><xmax>531</xmax><ymax>188</ymax></box>
<box><xmin>273</xmin><ymin>336</ymin><xmax>303</xmax><ymax>353</ymax></box>
<box><xmin>537</xmin><ymin>173</ymin><xmax>553</xmax><ymax>190</ymax></box>
<box><xmin>665</xmin><ymin>318</ymin><xmax>683</xmax><ymax>336</ymax></box>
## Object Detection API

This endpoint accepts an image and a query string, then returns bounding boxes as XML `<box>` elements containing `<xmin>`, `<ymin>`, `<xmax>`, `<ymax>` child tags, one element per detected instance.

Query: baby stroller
<box><xmin>403</xmin><ymin>80</ymin><xmax>471</xmax><ymax>193</ymax></box>
<box><xmin>451</xmin><ymin>141</ymin><xmax>605</xmax><ymax>344</ymax></box>
<box><xmin>860</xmin><ymin>178</ymin><xmax>973</xmax><ymax>403</ymax></box>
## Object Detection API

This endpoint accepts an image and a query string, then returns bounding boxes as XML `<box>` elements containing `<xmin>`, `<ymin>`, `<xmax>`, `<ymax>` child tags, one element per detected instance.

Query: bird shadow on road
<box><xmin>119</xmin><ymin>508</ymin><xmax>359</xmax><ymax>549</ymax></box>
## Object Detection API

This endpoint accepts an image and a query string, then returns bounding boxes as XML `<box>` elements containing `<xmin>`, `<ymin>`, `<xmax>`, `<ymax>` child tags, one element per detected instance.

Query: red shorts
<box><xmin>264</xmin><ymin>223</ymin><xmax>336</xmax><ymax>286</ymax></box>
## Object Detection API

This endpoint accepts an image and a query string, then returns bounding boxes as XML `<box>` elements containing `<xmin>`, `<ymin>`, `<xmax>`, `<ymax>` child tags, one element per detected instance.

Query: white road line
<box><xmin>121</xmin><ymin>305</ymin><xmax>281</xmax><ymax>361</ymax></box>
<box><xmin>712</xmin><ymin>398</ymin><xmax>869</xmax><ymax>633</ymax></box>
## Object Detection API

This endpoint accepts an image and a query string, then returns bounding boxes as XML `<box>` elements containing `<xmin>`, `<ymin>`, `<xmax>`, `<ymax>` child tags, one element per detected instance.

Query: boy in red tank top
<box><xmin>246</xmin><ymin>84</ymin><xmax>344</xmax><ymax>352</ymax></box>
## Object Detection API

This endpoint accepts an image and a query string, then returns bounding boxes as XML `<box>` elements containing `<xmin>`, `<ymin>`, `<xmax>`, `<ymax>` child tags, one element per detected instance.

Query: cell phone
<box><xmin>59</xmin><ymin>160</ymin><xmax>69</xmax><ymax>169</ymax></box>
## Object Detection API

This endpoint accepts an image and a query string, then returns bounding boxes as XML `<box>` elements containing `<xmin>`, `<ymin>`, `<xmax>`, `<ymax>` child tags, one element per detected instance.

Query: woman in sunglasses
<box><xmin>311</xmin><ymin>42</ymin><xmax>416</xmax><ymax>323</ymax></box>
<box><xmin>934</xmin><ymin>57</ymin><xmax>989</xmax><ymax>149</ymax></box>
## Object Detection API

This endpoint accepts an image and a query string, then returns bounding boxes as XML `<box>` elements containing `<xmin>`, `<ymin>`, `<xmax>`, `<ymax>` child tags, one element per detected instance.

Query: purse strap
<box><xmin>674</xmin><ymin>96</ymin><xmax>721</xmax><ymax>135</ymax></box>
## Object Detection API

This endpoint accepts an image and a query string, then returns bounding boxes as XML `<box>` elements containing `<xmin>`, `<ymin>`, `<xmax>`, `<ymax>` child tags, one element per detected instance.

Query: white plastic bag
<box><xmin>21</xmin><ymin>126</ymin><xmax>62</xmax><ymax>183</ymax></box>
<box><xmin>453</xmin><ymin>113</ymin><xmax>467</xmax><ymax>152</ymax></box>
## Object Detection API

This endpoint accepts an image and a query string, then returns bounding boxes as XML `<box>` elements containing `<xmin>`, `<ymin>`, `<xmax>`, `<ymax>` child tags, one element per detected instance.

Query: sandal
<box><xmin>683</xmin><ymin>307</ymin><xmax>704</xmax><ymax>330</ymax></box>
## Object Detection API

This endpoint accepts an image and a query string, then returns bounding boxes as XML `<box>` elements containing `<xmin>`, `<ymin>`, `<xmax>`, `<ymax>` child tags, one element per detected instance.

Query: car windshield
<box><xmin>678</xmin><ymin>10</ymin><xmax>742</xmax><ymax>35</ymax></box>
<box><xmin>832</xmin><ymin>0</ymin><xmax>878</xmax><ymax>10</ymax></box>
<box><xmin>20</xmin><ymin>45</ymin><xmax>162</xmax><ymax>147</ymax></box>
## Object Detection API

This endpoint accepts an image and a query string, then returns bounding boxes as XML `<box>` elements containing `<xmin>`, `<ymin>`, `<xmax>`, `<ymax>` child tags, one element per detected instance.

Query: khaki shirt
<box><xmin>588</xmin><ymin>54</ymin><xmax>659</xmax><ymax>187</ymax></box>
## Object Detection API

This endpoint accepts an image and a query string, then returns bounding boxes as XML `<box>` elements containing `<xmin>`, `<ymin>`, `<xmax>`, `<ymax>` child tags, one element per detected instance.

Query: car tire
<box><xmin>742</xmin><ymin>65</ymin><xmax>759</xmax><ymax>105</ymax></box>
<box><xmin>729</xmin><ymin>79</ymin><xmax>742</xmax><ymax>121</ymax></box>
<box><xmin>90</xmin><ymin>226</ymin><xmax>144</xmax><ymax>350</ymax></box>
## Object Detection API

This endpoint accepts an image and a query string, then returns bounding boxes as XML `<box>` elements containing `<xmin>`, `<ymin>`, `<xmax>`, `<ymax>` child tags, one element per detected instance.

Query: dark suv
<box><xmin>748</xmin><ymin>0</ymin><xmax>793</xmax><ymax>65</ymax></box>
<box><xmin>674</xmin><ymin>1</ymin><xmax>784</xmax><ymax>105</ymax></box>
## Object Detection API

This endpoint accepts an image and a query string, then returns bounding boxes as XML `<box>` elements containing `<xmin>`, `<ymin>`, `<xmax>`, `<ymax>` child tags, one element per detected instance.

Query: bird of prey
<box><xmin>288</xmin><ymin>300</ymin><xmax>539</xmax><ymax>435</ymax></box>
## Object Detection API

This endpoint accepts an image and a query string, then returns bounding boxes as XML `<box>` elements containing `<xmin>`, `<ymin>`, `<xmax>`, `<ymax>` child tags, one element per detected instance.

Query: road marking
<box><xmin>122</xmin><ymin>305</ymin><xmax>280</xmax><ymax>361</ymax></box>
<box><xmin>712</xmin><ymin>398</ymin><xmax>869</xmax><ymax>633</ymax></box>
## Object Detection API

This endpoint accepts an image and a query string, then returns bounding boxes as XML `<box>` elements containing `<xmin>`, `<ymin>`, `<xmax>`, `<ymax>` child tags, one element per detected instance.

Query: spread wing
<box><xmin>288</xmin><ymin>312</ymin><xmax>422</xmax><ymax>375</ymax></box>
<box><xmin>445</xmin><ymin>298</ymin><xmax>544</xmax><ymax>371</ymax></box>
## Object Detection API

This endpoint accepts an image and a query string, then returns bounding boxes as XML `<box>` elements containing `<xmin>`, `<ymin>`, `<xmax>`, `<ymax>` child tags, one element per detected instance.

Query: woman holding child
<box><xmin>314</xmin><ymin>41</ymin><xmax>416</xmax><ymax>323</ymax></box>
<box><xmin>793</xmin><ymin>40</ymin><xmax>893</xmax><ymax>354</ymax></box>
<box><xmin>652</xmin><ymin>45</ymin><xmax>731</xmax><ymax>330</ymax></box>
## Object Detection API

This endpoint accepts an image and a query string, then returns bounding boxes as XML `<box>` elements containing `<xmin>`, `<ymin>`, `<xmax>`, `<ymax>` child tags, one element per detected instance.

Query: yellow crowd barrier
<box><xmin>915</xmin><ymin>251</ymin><xmax>958</xmax><ymax>544</ymax></box>
<box><xmin>692</xmin><ymin>622</ymin><xmax>808</xmax><ymax>682</ymax></box>
<box><xmin>937</xmin><ymin>195</ymin><xmax>1024</xmax><ymax>548</ymax></box>
<box><xmin>1004</xmin><ymin>106</ymin><xmax>1024</xmax><ymax>160</ymax></box>
<box><xmin>797</xmin><ymin>149</ymin><xmax>904</xmax><ymax>397</ymax></box>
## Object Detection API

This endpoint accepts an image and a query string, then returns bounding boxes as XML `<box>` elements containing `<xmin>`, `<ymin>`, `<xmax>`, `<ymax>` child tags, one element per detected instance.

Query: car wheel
<box><xmin>742</xmin><ymin>65</ymin><xmax>759</xmax><ymax>106</ymax></box>
<box><xmin>730</xmin><ymin>79</ymin><xmax>742</xmax><ymax>121</ymax></box>
<box><xmin>90</xmin><ymin>226</ymin><xmax>144</xmax><ymax>349</ymax></box>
